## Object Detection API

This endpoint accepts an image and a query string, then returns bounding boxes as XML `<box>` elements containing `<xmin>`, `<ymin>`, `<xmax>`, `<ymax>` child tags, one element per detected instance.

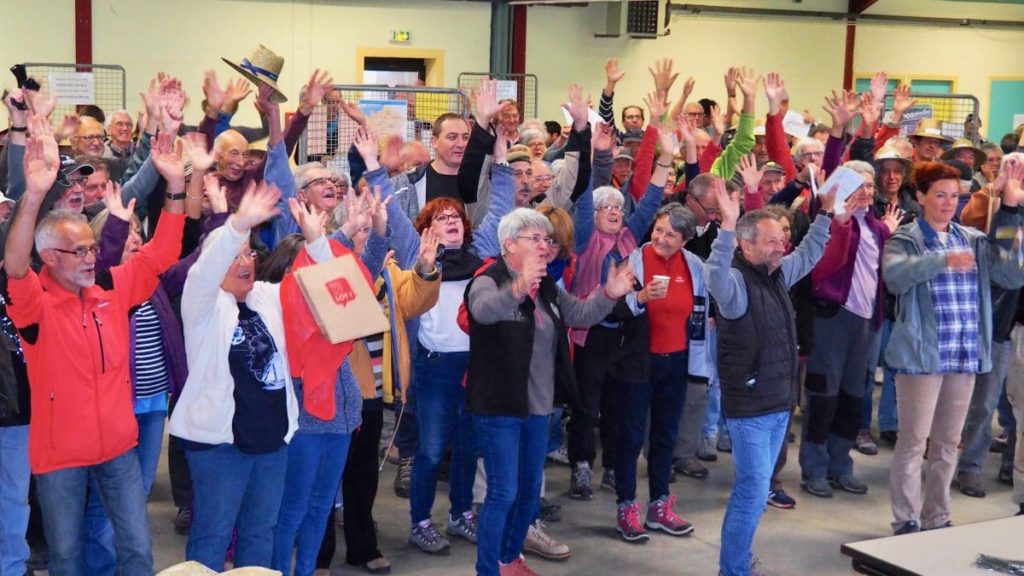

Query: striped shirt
<box><xmin>918</xmin><ymin>221</ymin><xmax>979</xmax><ymax>374</ymax></box>
<box><xmin>133</xmin><ymin>302</ymin><xmax>170</xmax><ymax>398</ymax></box>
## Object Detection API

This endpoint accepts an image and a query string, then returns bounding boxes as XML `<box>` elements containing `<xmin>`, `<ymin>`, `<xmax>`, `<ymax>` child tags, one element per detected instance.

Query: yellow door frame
<box><xmin>355</xmin><ymin>47</ymin><xmax>445</xmax><ymax>87</ymax></box>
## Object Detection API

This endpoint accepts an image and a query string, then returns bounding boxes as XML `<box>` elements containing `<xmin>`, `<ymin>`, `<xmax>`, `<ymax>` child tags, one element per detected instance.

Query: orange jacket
<box><xmin>7</xmin><ymin>211</ymin><xmax>185</xmax><ymax>474</ymax></box>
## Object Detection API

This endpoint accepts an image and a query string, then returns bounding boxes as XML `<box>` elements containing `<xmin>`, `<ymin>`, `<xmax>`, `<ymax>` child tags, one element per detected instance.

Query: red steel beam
<box><xmin>842</xmin><ymin>0</ymin><xmax>877</xmax><ymax>90</ymax></box>
<box><xmin>511</xmin><ymin>5</ymin><xmax>527</xmax><ymax>75</ymax></box>
<box><xmin>75</xmin><ymin>0</ymin><xmax>92</xmax><ymax>64</ymax></box>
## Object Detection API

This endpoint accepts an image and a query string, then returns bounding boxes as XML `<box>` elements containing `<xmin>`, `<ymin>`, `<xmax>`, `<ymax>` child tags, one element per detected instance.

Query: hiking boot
<box><xmin>855</xmin><ymin>430</ymin><xmax>879</xmax><ymax>455</ymax></box>
<box><xmin>570</xmin><ymin>462</ymin><xmax>593</xmax><ymax>500</ymax></box>
<box><xmin>956</xmin><ymin>472</ymin><xmax>986</xmax><ymax>498</ymax></box>
<box><xmin>716</xmin><ymin>430</ymin><xmax>732</xmax><ymax>453</ymax></box>
<box><xmin>546</xmin><ymin>446</ymin><xmax>569</xmax><ymax>465</ymax></box>
<box><xmin>829</xmin><ymin>475</ymin><xmax>868</xmax><ymax>495</ymax></box>
<box><xmin>499</xmin><ymin>556</ymin><xmax>539</xmax><ymax>576</ymax></box>
<box><xmin>893</xmin><ymin>520</ymin><xmax>919</xmax><ymax>535</ymax></box>
<box><xmin>616</xmin><ymin>501</ymin><xmax>649</xmax><ymax>543</ymax></box>
<box><xmin>538</xmin><ymin>497</ymin><xmax>562</xmax><ymax>523</ymax></box>
<box><xmin>174</xmin><ymin>506</ymin><xmax>192</xmax><ymax>535</ymax></box>
<box><xmin>410</xmin><ymin>520</ymin><xmax>450</xmax><ymax>555</ymax></box>
<box><xmin>445</xmin><ymin>511</ymin><xmax>478</xmax><ymax>543</ymax></box>
<box><xmin>394</xmin><ymin>457</ymin><xmax>413</xmax><ymax>499</ymax></box>
<box><xmin>696</xmin><ymin>436</ymin><xmax>718</xmax><ymax>462</ymax></box>
<box><xmin>600</xmin><ymin>469</ymin><xmax>617</xmax><ymax>492</ymax></box>
<box><xmin>644</xmin><ymin>495</ymin><xmax>694</xmax><ymax>536</ymax></box>
<box><xmin>801</xmin><ymin>477</ymin><xmax>833</xmax><ymax>498</ymax></box>
<box><xmin>999</xmin><ymin>465</ymin><xmax>1014</xmax><ymax>486</ymax></box>
<box><xmin>523</xmin><ymin>520</ymin><xmax>571</xmax><ymax>560</ymax></box>
<box><xmin>922</xmin><ymin>521</ymin><xmax>953</xmax><ymax>531</ymax></box>
<box><xmin>878</xmin><ymin>430</ymin><xmax>898</xmax><ymax>446</ymax></box>
<box><xmin>767</xmin><ymin>489</ymin><xmax>796</xmax><ymax>509</ymax></box>
<box><xmin>673</xmin><ymin>456</ymin><xmax>709</xmax><ymax>480</ymax></box>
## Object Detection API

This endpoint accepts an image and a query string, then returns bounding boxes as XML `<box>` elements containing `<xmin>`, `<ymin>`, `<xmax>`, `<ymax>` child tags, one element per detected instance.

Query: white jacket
<box><xmin>168</xmin><ymin>219</ymin><xmax>331</xmax><ymax>446</ymax></box>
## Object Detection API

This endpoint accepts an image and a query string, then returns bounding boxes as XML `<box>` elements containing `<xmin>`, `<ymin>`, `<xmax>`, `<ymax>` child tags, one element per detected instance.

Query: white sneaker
<box><xmin>546</xmin><ymin>445</ymin><xmax>569</xmax><ymax>465</ymax></box>
<box><xmin>523</xmin><ymin>520</ymin><xmax>571</xmax><ymax>560</ymax></box>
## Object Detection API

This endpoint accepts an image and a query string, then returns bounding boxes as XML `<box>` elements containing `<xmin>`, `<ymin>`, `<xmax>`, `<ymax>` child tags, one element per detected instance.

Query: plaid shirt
<box><xmin>916</xmin><ymin>220</ymin><xmax>979</xmax><ymax>374</ymax></box>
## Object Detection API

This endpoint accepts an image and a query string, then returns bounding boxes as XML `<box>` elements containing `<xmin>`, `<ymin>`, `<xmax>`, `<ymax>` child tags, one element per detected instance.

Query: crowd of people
<box><xmin>1</xmin><ymin>45</ymin><xmax>1024</xmax><ymax>576</ymax></box>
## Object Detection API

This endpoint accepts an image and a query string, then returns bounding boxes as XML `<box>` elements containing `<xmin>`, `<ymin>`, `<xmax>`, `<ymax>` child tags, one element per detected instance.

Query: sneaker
<box><xmin>893</xmin><ymin>520</ymin><xmax>919</xmax><ymax>535</ymax></box>
<box><xmin>394</xmin><ymin>457</ymin><xmax>413</xmax><ymax>499</ymax></box>
<box><xmin>829</xmin><ymin>475</ymin><xmax>868</xmax><ymax>495</ymax></box>
<box><xmin>570</xmin><ymin>462</ymin><xmax>593</xmax><ymax>500</ymax></box>
<box><xmin>523</xmin><ymin>520</ymin><xmax>571</xmax><ymax>560</ymax></box>
<box><xmin>362</xmin><ymin>556</ymin><xmax>392</xmax><ymax>574</ymax></box>
<box><xmin>546</xmin><ymin>445</ymin><xmax>569</xmax><ymax>465</ymax></box>
<box><xmin>410</xmin><ymin>520</ymin><xmax>450</xmax><ymax>555</ymax></box>
<box><xmin>1017</xmin><ymin>504</ymin><xmax>1024</xmax><ymax>516</ymax></box>
<box><xmin>922</xmin><ymin>520</ymin><xmax>953</xmax><ymax>531</ymax></box>
<box><xmin>174</xmin><ymin>506</ymin><xmax>192</xmax><ymax>535</ymax></box>
<box><xmin>767</xmin><ymin>489</ymin><xmax>796</xmax><ymax>509</ymax></box>
<box><xmin>445</xmin><ymin>511</ymin><xmax>477</xmax><ymax>543</ymax></box>
<box><xmin>644</xmin><ymin>495</ymin><xmax>694</xmax><ymax>536</ymax></box>
<box><xmin>855</xmin><ymin>430</ymin><xmax>879</xmax><ymax>455</ymax></box>
<box><xmin>499</xmin><ymin>556</ymin><xmax>539</xmax><ymax>576</ymax></box>
<box><xmin>600</xmin><ymin>469</ymin><xmax>617</xmax><ymax>492</ymax></box>
<box><xmin>956</xmin><ymin>472</ymin><xmax>986</xmax><ymax>498</ymax></box>
<box><xmin>538</xmin><ymin>497</ymin><xmax>562</xmax><ymax>523</ymax></box>
<box><xmin>801</xmin><ymin>477</ymin><xmax>833</xmax><ymax>498</ymax></box>
<box><xmin>673</xmin><ymin>456</ymin><xmax>709</xmax><ymax>480</ymax></box>
<box><xmin>696</xmin><ymin>436</ymin><xmax>718</xmax><ymax>462</ymax></box>
<box><xmin>878</xmin><ymin>430</ymin><xmax>898</xmax><ymax>446</ymax></box>
<box><xmin>615</xmin><ymin>501</ymin><xmax>650</xmax><ymax>543</ymax></box>
<box><xmin>716</xmin><ymin>430</ymin><xmax>732</xmax><ymax>453</ymax></box>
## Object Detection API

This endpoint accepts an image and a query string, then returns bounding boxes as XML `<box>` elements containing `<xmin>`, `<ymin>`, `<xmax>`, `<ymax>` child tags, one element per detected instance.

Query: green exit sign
<box><xmin>391</xmin><ymin>30</ymin><xmax>412</xmax><ymax>43</ymax></box>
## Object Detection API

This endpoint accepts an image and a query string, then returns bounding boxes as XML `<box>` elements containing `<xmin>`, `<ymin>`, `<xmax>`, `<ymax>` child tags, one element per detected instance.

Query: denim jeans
<box><xmin>616</xmin><ymin>351</ymin><xmax>688</xmax><ymax>504</ymax></box>
<box><xmin>273</xmin><ymin>432</ymin><xmax>351</xmax><ymax>576</ymax></box>
<box><xmin>701</xmin><ymin>329</ymin><xmax>722</xmax><ymax>440</ymax></box>
<box><xmin>84</xmin><ymin>410</ymin><xmax>166</xmax><ymax>575</ymax></box>
<box><xmin>36</xmin><ymin>449</ymin><xmax>153</xmax><ymax>576</ymax></box>
<box><xmin>410</xmin><ymin>348</ymin><xmax>476</xmax><ymax>524</ymax></box>
<box><xmin>957</xmin><ymin>340</ymin><xmax>1011</xmax><ymax>477</ymax></box>
<box><xmin>720</xmin><ymin>411</ymin><xmax>789</xmax><ymax>576</ymax></box>
<box><xmin>877</xmin><ymin>320</ymin><xmax>899</xmax><ymax>432</ymax></box>
<box><xmin>547</xmin><ymin>407</ymin><xmax>564</xmax><ymax>454</ymax></box>
<box><xmin>185</xmin><ymin>444</ymin><xmax>288</xmax><ymax>571</ymax></box>
<box><xmin>0</xmin><ymin>425</ymin><xmax>30</xmax><ymax>576</ymax></box>
<box><xmin>474</xmin><ymin>414</ymin><xmax>547</xmax><ymax>576</ymax></box>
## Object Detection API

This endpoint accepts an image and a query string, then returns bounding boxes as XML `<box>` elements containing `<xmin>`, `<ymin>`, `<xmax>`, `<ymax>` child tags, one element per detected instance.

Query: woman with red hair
<box><xmin>883</xmin><ymin>161</ymin><xmax>1024</xmax><ymax>535</ymax></box>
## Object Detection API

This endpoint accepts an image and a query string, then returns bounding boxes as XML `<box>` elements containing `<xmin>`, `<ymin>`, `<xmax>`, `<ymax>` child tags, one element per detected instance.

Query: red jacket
<box><xmin>7</xmin><ymin>211</ymin><xmax>185</xmax><ymax>474</ymax></box>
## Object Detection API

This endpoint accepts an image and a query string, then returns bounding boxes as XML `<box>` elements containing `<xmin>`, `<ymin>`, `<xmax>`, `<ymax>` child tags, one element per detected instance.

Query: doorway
<box><xmin>363</xmin><ymin>57</ymin><xmax>425</xmax><ymax>87</ymax></box>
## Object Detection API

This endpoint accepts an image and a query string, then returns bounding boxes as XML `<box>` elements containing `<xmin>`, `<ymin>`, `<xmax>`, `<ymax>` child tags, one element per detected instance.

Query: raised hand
<box><xmin>183</xmin><ymin>132</ymin><xmax>218</xmax><ymax>174</ymax></box>
<box><xmin>736</xmin><ymin>67</ymin><xmax>761</xmax><ymax>99</ymax></box>
<box><xmin>859</xmin><ymin>92</ymin><xmax>881</xmax><ymax>131</ymax></box>
<box><xmin>3</xmin><ymin>88</ymin><xmax>28</xmax><ymax>127</ymax></box>
<box><xmin>648</xmin><ymin>58</ymin><xmax>679</xmax><ymax>96</ymax></box>
<box><xmin>818</xmin><ymin>183</ymin><xmax>840</xmax><ymax>214</ymax></box>
<box><xmin>150</xmin><ymin>132</ymin><xmax>186</xmax><ymax>186</ymax></box>
<box><xmin>891</xmin><ymin>84</ymin><xmax>916</xmax><ymax>118</ymax></box>
<box><xmin>869</xmin><ymin>71</ymin><xmax>888</xmax><ymax>106</ymax></box>
<box><xmin>682</xmin><ymin>76</ymin><xmax>696</xmax><ymax>102</ymax></box>
<box><xmin>202</xmin><ymin>70</ymin><xmax>227</xmax><ymax>116</ymax></box>
<box><xmin>26</xmin><ymin>86</ymin><xmax>57</xmax><ymax>119</ymax></box>
<box><xmin>367</xmin><ymin>185</ymin><xmax>393</xmax><ymax>237</ymax></box>
<box><xmin>493</xmin><ymin>125</ymin><xmax>510</xmax><ymax>164</ymax></box>
<box><xmin>708</xmin><ymin>104</ymin><xmax>725</xmax><ymax>137</ymax></box>
<box><xmin>882</xmin><ymin>202</ymin><xmax>905</xmax><ymax>233</ymax></box>
<box><xmin>232</xmin><ymin>180</ymin><xmax>281</xmax><ymax>232</ymax></box>
<box><xmin>644</xmin><ymin>91</ymin><xmax>667</xmax><ymax>127</ymax></box>
<box><xmin>100</xmin><ymin>181</ymin><xmax>136</xmax><ymax>223</ymax></box>
<box><xmin>563</xmin><ymin>83</ymin><xmax>591</xmax><ymax>131</ymax></box>
<box><xmin>603</xmin><ymin>259</ymin><xmax>636</xmax><ymax>299</ymax></box>
<box><xmin>159</xmin><ymin>77</ymin><xmax>186</xmax><ymax>135</ymax></box>
<box><xmin>605</xmin><ymin>58</ymin><xmax>626</xmax><ymax>85</ymax></box>
<box><xmin>300</xmin><ymin>69</ymin><xmax>334</xmax><ymax>114</ymax></box>
<box><xmin>656</xmin><ymin>124</ymin><xmax>675</xmax><ymax>162</ymax></box>
<box><xmin>353</xmin><ymin>127</ymin><xmax>380</xmax><ymax>167</ymax></box>
<box><xmin>416</xmin><ymin>228</ymin><xmax>441</xmax><ymax>275</ymax></box>
<box><xmin>28</xmin><ymin>114</ymin><xmax>59</xmax><ymax>172</ymax></box>
<box><xmin>474</xmin><ymin>78</ymin><xmax>501</xmax><ymax>128</ymax></box>
<box><xmin>225</xmin><ymin>78</ymin><xmax>252</xmax><ymax>108</ymax></box>
<box><xmin>823</xmin><ymin>89</ymin><xmax>858</xmax><ymax>130</ymax></box>
<box><xmin>763</xmin><ymin>72</ymin><xmax>787</xmax><ymax>115</ymax></box>
<box><xmin>203</xmin><ymin>173</ymin><xmax>229</xmax><ymax>214</ymax></box>
<box><xmin>57</xmin><ymin>113</ymin><xmax>81</xmax><ymax>143</ymax></box>
<box><xmin>714</xmin><ymin>178</ymin><xmax>739</xmax><ymax>231</ymax></box>
<box><xmin>22</xmin><ymin>118</ymin><xmax>60</xmax><ymax>199</ymax></box>
<box><xmin>724</xmin><ymin>67</ymin><xmax>739</xmax><ymax>97</ymax></box>
<box><xmin>341</xmin><ymin>189</ymin><xmax>372</xmax><ymax>240</ymax></box>
<box><xmin>339</xmin><ymin>98</ymin><xmax>367</xmax><ymax>127</ymax></box>
<box><xmin>736</xmin><ymin>154</ymin><xmax>764</xmax><ymax>189</ymax></box>
<box><xmin>592</xmin><ymin>122</ymin><xmax>614</xmax><ymax>153</ymax></box>
<box><xmin>288</xmin><ymin>197</ymin><xmax>328</xmax><ymax>244</ymax></box>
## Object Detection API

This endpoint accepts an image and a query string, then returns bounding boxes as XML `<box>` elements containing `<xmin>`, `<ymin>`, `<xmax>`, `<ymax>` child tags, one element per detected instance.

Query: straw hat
<box><xmin>909</xmin><ymin>119</ymin><xmax>952</xmax><ymax>143</ymax></box>
<box><xmin>222</xmin><ymin>44</ymin><xmax>288</xmax><ymax>103</ymax></box>
<box><xmin>874</xmin><ymin>143</ymin><xmax>912</xmax><ymax>169</ymax></box>
<box><xmin>940</xmin><ymin>137</ymin><xmax>985</xmax><ymax>171</ymax></box>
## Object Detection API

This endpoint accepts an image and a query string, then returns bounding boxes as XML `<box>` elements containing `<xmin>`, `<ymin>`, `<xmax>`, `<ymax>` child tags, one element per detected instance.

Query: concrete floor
<box><xmin>128</xmin><ymin>400</ymin><xmax>1018</xmax><ymax>575</ymax></box>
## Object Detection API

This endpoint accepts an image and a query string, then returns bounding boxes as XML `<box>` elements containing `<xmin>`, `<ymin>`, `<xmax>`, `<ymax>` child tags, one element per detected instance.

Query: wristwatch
<box><xmin>417</xmin><ymin>265</ymin><xmax>440</xmax><ymax>281</ymax></box>
<box><xmin>818</xmin><ymin>208</ymin><xmax>835</xmax><ymax>218</ymax></box>
<box><xmin>165</xmin><ymin>192</ymin><xmax>187</xmax><ymax>201</ymax></box>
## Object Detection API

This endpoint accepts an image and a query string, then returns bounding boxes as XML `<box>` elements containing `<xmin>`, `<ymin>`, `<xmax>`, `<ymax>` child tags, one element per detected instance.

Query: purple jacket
<box><xmin>810</xmin><ymin>212</ymin><xmax>890</xmax><ymax>329</ymax></box>
<box><xmin>98</xmin><ymin>212</ymin><xmax>230</xmax><ymax>399</ymax></box>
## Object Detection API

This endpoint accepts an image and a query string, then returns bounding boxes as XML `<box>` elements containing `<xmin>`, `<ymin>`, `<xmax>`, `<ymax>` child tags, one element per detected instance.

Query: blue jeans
<box><xmin>0</xmin><ymin>425</ymin><xmax>30</xmax><ymax>576</ymax></box>
<box><xmin>84</xmin><ymin>410</ymin><xmax>166</xmax><ymax>575</ymax></box>
<box><xmin>185</xmin><ymin>444</ymin><xmax>288</xmax><ymax>571</ymax></box>
<box><xmin>547</xmin><ymin>407</ymin><xmax>565</xmax><ymax>454</ymax></box>
<box><xmin>36</xmin><ymin>449</ymin><xmax>153</xmax><ymax>576</ymax></box>
<box><xmin>474</xmin><ymin>414</ymin><xmax>547</xmax><ymax>576</ymax></box>
<box><xmin>616</xmin><ymin>351</ymin><xmax>688</xmax><ymax>504</ymax></box>
<box><xmin>410</xmin><ymin>349</ymin><xmax>476</xmax><ymax>524</ymax></box>
<box><xmin>701</xmin><ymin>333</ymin><xmax>722</xmax><ymax>440</ymax></box>
<box><xmin>720</xmin><ymin>411</ymin><xmax>789</xmax><ymax>576</ymax></box>
<box><xmin>958</xmin><ymin>340</ymin><xmax>1012</xmax><ymax>476</ymax></box>
<box><xmin>273</xmin><ymin>432</ymin><xmax>351</xmax><ymax>576</ymax></box>
<box><xmin>877</xmin><ymin>320</ymin><xmax>899</xmax><ymax>432</ymax></box>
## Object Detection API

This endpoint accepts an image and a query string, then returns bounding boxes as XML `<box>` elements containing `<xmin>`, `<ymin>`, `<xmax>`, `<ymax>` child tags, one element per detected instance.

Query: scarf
<box><xmin>569</xmin><ymin>229</ymin><xmax>636</xmax><ymax>346</ymax></box>
<box><xmin>438</xmin><ymin>244</ymin><xmax>484</xmax><ymax>282</ymax></box>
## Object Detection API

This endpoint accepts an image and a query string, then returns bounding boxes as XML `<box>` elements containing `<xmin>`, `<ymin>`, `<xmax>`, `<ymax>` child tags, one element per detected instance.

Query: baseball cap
<box><xmin>622</xmin><ymin>129</ymin><xmax>644</xmax><ymax>143</ymax></box>
<box><xmin>762</xmin><ymin>161</ymin><xmax>785</xmax><ymax>175</ymax></box>
<box><xmin>57</xmin><ymin>155</ymin><xmax>95</xmax><ymax>187</ymax></box>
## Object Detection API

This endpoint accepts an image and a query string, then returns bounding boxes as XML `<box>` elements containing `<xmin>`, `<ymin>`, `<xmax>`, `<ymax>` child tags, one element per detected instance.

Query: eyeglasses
<box><xmin>596</xmin><ymin>204</ymin><xmax>623</xmax><ymax>213</ymax></box>
<box><xmin>432</xmin><ymin>212</ymin><xmax>462</xmax><ymax>225</ymax></box>
<box><xmin>303</xmin><ymin>177</ymin><xmax>337</xmax><ymax>189</ymax></box>
<box><xmin>234</xmin><ymin>249</ymin><xmax>258</xmax><ymax>262</ymax></box>
<box><xmin>50</xmin><ymin>245</ymin><xmax>100</xmax><ymax>259</ymax></box>
<box><xmin>110</xmin><ymin>121</ymin><xmax>132</xmax><ymax>129</ymax></box>
<box><xmin>66</xmin><ymin>176</ymin><xmax>87</xmax><ymax>187</ymax></box>
<box><xmin>685</xmin><ymin>112</ymin><xmax>704</xmax><ymax>119</ymax></box>
<box><xmin>516</xmin><ymin>235</ymin><xmax>556</xmax><ymax>247</ymax></box>
<box><xmin>533</xmin><ymin>175</ymin><xmax>554</xmax><ymax>183</ymax></box>
<box><xmin>225</xmin><ymin>150</ymin><xmax>251</xmax><ymax>160</ymax></box>
<box><xmin>624</xmin><ymin>114</ymin><xmax>643</xmax><ymax>121</ymax></box>
<box><xmin>799</xmin><ymin>151</ymin><xmax>824</xmax><ymax>159</ymax></box>
<box><xmin>74</xmin><ymin>134</ymin><xmax>105</xmax><ymax>143</ymax></box>
<box><xmin>689</xmin><ymin>195</ymin><xmax>720</xmax><ymax>216</ymax></box>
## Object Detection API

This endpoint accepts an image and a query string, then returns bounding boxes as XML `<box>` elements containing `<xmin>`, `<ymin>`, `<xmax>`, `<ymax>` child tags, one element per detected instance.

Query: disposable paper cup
<box><xmin>652</xmin><ymin>275</ymin><xmax>670</xmax><ymax>287</ymax></box>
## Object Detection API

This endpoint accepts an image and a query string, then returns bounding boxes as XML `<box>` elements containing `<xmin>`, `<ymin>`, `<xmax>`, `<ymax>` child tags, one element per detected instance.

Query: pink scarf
<box><xmin>569</xmin><ymin>228</ymin><xmax>637</xmax><ymax>346</ymax></box>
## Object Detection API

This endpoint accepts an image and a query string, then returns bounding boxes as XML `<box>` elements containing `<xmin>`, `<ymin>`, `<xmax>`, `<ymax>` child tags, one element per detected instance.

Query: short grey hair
<box><xmin>791</xmin><ymin>137</ymin><xmax>823</xmax><ymax>157</ymax></box>
<box><xmin>106</xmin><ymin>110</ymin><xmax>131</xmax><ymax>129</ymax></box>
<box><xmin>735</xmin><ymin>209</ymin><xmax>777</xmax><ymax>243</ymax></box>
<box><xmin>655</xmin><ymin>203</ymin><xmax>698</xmax><ymax>241</ymax></box>
<box><xmin>688</xmin><ymin>173</ymin><xmax>720</xmax><ymax>200</ymax></box>
<box><xmin>592</xmin><ymin>186</ymin><xmax>624</xmax><ymax>210</ymax></box>
<box><xmin>843</xmin><ymin>160</ymin><xmax>875</xmax><ymax>178</ymax></box>
<box><xmin>498</xmin><ymin>208</ymin><xmax>552</xmax><ymax>255</ymax></box>
<box><xmin>293</xmin><ymin>162</ymin><xmax>329</xmax><ymax>190</ymax></box>
<box><xmin>35</xmin><ymin>210</ymin><xmax>88</xmax><ymax>252</ymax></box>
<box><xmin>520</xmin><ymin>128</ymin><xmax>545</xmax><ymax>145</ymax></box>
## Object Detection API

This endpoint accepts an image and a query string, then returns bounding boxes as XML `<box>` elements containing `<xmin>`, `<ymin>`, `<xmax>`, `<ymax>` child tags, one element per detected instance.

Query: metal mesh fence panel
<box><xmin>458</xmin><ymin>73</ymin><xmax>538</xmax><ymax>121</ymax></box>
<box><xmin>881</xmin><ymin>92</ymin><xmax>981</xmax><ymax>143</ymax></box>
<box><xmin>22</xmin><ymin>63</ymin><xmax>126</xmax><ymax>121</ymax></box>
<box><xmin>298</xmin><ymin>85</ymin><xmax>469</xmax><ymax>177</ymax></box>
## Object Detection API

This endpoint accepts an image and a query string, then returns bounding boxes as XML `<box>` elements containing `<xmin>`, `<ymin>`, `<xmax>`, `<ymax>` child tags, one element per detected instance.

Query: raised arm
<box><xmin>627</xmin><ymin>125</ymin><xmax>674</xmax><ymax>241</ymax></box>
<box><xmin>5</xmin><ymin>115</ymin><xmax>58</xmax><ymax>281</ymax></box>
<box><xmin>703</xmin><ymin>180</ymin><xmax>747</xmax><ymax>319</ymax></box>
<box><xmin>600</xmin><ymin>59</ymin><xmax>626</xmax><ymax>134</ymax></box>
<box><xmin>356</xmin><ymin>127</ymin><xmax>422</xmax><ymax>268</ymax></box>
<box><xmin>711</xmin><ymin>67</ymin><xmax>759</xmax><ymax>180</ymax></box>
<box><xmin>3</xmin><ymin>90</ymin><xmax>29</xmax><ymax>200</ymax></box>
<box><xmin>473</xmin><ymin>129</ymin><xmax>515</xmax><ymax>257</ymax></box>
<box><xmin>780</xmin><ymin>187</ymin><xmax>836</xmax><ymax>287</ymax></box>
<box><xmin>763</xmin><ymin>73</ymin><xmax>798</xmax><ymax>180</ymax></box>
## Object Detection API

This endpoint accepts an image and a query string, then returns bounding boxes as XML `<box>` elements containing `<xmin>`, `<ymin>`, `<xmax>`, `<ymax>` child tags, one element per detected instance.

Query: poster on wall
<box><xmin>895</xmin><ymin>106</ymin><xmax>933</xmax><ymax>137</ymax></box>
<box><xmin>359</xmin><ymin>99</ymin><xmax>409</xmax><ymax>141</ymax></box>
<box><xmin>48</xmin><ymin>72</ymin><xmax>95</xmax><ymax>105</ymax></box>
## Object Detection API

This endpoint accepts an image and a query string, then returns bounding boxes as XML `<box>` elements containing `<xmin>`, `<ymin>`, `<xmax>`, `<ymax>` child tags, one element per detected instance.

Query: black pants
<box><xmin>567</xmin><ymin>326</ymin><xmax>622</xmax><ymax>470</ymax></box>
<box><xmin>167</xmin><ymin>396</ymin><xmax>192</xmax><ymax>509</ymax></box>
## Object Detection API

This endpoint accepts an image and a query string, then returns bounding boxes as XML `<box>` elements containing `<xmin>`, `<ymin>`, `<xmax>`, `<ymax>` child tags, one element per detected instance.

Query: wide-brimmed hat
<box><xmin>909</xmin><ymin>119</ymin><xmax>952</xmax><ymax>143</ymax></box>
<box><xmin>873</xmin><ymin>143</ymin><xmax>912</xmax><ymax>170</ymax></box>
<box><xmin>222</xmin><ymin>44</ymin><xmax>287</xmax><ymax>103</ymax></box>
<box><xmin>940</xmin><ymin>137</ymin><xmax>985</xmax><ymax>171</ymax></box>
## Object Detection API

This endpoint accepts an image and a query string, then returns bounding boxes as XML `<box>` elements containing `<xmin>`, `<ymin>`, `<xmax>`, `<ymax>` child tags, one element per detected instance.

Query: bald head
<box><xmin>401</xmin><ymin>141</ymin><xmax>430</xmax><ymax>171</ymax></box>
<box><xmin>73</xmin><ymin>117</ymin><xmax>106</xmax><ymax>156</ymax></box>
<box><xmin>214</xmin><ymin>130</ymin><xmax>250</xmax><ymax>182</ymax></box>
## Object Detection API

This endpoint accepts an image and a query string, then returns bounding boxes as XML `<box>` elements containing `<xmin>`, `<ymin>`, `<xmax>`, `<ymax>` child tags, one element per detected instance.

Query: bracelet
<box><xmin>9</xmin><ymin>126</ymin><xmax>26</xmax><ymax>132</ymax></box>
<box><xmin>727</xmin><ymin>93</ymin><xmax>737</xmax><ymax>99</ymax></box>
<box><xmin>166</xmin><ymin>192</ymin><xmax>187</xmax><ymax>201</ymax></box>
<box><xmin>657</xmin><ymin>162</ymin><xmax>672</xmax><ymax>168</ymax></box>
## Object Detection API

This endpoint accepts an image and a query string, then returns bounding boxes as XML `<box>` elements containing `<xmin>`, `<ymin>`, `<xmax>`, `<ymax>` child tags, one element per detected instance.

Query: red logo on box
<box><xmin>326</xmin><ymin>278</ymin><xmax>356</xmax><ymax>307</ymax></box>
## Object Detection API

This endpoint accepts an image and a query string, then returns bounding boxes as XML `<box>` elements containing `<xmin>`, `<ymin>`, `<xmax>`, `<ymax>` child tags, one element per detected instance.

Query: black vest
<box><xmin>716</xmin><ymin>252</ymin><xmax>798</xmax><ymax>419</ymax></box>
<box><xmin>464</xmin><ymin>257</ymin><xmax>580</xmax><ymax>418</ymax></box>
